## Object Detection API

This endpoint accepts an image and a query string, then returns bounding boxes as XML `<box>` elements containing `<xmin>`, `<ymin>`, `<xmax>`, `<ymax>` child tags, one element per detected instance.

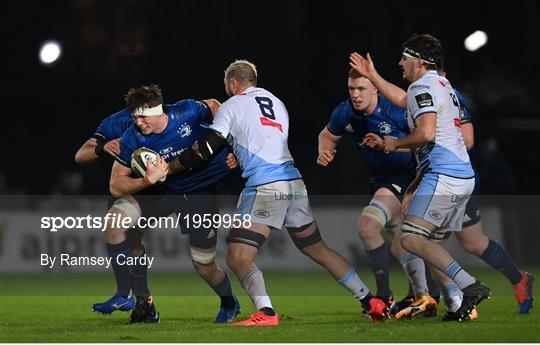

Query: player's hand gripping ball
<box><xmin>130</xmin><ymin>147</ymin><xmax>166</xmax><ymax>183</ymax></box>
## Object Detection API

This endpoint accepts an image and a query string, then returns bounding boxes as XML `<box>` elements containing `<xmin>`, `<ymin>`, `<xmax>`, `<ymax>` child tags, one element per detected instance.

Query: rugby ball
<box><xmin>130</xmin><ymin>147</ymin><xmax>166</xmax><ymax>182</ymax></box>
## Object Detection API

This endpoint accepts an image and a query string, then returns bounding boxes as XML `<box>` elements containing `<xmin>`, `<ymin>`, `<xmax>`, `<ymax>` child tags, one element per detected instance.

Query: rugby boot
<box><xmin>92</xmin><ymin>293</ymin><xmax>134</xmax><ymax>314</ymax></box>
<box><xmin>395</xmin><ymin>294</ymin><xmax>438</xmax><ymax>319</ymax></box>
<box><xmin>513</xmin><ymin>271</ymin><xmax>534</xmax><ymax>314</ymax></box>
<box><xmin>214</xmin><ymin>296</ymin><xmax>241</xmax><ymax>323</ymax></box>
<box><xmin>442</xmin><ymin>308</ymin><xmax>478</xmax><ymax>321</ymax></box>
<box><xmin>394</xmin><ymin>294</ymin><xmax>414</xmax><ymax>315</ymax></box>
<box><xmin>231</xmin><ymin>309</ymin><xmax>279</xmax><ymax>326</ymax></box>
<box><xmin>362</xmin><ymin>297</ymin><xmax>391</xmax><ymax>323</ymax></box>
<box><xmin>455</xmin><ymin>281</ymin><xmax>491</xmax><ymax>322</ymax></box>
<box><xmin>129</xmin><ymin>295</ymin><xmax>160</xmax><ymax>323</ymax></box>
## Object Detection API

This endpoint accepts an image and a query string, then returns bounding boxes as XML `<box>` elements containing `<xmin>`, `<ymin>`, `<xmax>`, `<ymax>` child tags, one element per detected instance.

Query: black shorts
<box><xmin>369</xmin><ymin>173</ymin><xmax>414</xmax><ymax>196</ymax></box>
<box><xmin>462</xmin><ymin>191</ymin><xmax>481</xmax><ymax>228</ymax></box>
<box><xmin>111</xmin><ymin>190</ymin><xmax>220</xmax><ymax>249</ymax></box>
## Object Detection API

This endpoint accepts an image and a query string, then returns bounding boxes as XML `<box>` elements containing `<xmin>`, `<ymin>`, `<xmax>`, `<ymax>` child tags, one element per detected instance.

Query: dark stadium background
<box><xmin>1</xmin><ymin>0</ymin><xmax>539</xmax><ymax>195</ymax></box>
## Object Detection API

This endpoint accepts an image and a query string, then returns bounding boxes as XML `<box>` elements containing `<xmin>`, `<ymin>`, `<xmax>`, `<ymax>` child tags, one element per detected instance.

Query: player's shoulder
<box><xmin>166</xmin><ymin>99</ymin><xmax>199</xmax><ymax>113</ymax></box>
<box><xmin>102</xmin><ymin>108</ymin><xmax>132</xmax><ymax>125</ymax></box>
<box><xmin>377</xmin><ymin>94</ymin><xmax>403</xmax><ymax>115</ymax></box>
<box><xmin>332</xmin><ymin>99</ymin><xmax>353</xmax><ymax>116</ymax></box>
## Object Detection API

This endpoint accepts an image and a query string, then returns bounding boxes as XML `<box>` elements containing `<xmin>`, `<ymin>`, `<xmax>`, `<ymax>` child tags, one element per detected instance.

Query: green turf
<box><xmin>1</xmin><ymin>269</ymin><xmax>539</xmax><ymax>342</ymax></box>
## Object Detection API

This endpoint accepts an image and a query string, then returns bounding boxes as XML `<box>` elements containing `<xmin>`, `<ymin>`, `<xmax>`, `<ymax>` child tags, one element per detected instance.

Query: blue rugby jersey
<box><xmin>327</xmin><ymin>94</ymin><xmax>416</xmax><ymax>183</ymax></box>
<box><xmin>116</xmin><ymin>99</ymin><xmax>230</xmax><ymax>193</ymax></box>
<box><xmin>92</xmin><ymin>108</ymin><xmax>133</xmax><ymax>143</ymax></box>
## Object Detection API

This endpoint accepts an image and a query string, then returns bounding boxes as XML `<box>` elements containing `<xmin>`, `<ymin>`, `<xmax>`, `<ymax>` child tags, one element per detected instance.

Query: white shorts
<box><xmin>407</xmin><ymin>173</ymin><xmax>475</xmax><ymax>232</ymax></box>
<box><xmin>236</xmin><ymin>179</ymin><xmax>315</xmax><ymax>230</ymax></box>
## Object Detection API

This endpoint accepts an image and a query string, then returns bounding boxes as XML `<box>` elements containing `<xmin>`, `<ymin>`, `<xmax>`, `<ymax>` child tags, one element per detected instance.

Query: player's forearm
<box><xmin>368</xmin><ymin>71</ymin><xmax>407</xmax><ymax>109</ymax></box>
<box><xmin>396</xmin><ymin>127</ymin><xmax>434</xmax><ymax>150</ymax></box>
<box><xmin>75</xmin><ymin>141</ymin><xmax>99</xmax><ymax>165</ymax></box>
<box><xmin>461</xmin><ymin>123</ymin><xmax>474</xmax><ymax>151</ymax></box>
<box><xmin>168</xmin><ymin>159</ymin><xmax>187</xmax><ymax>174</ymax></box>
<box><xmin>318</xmin><ymin>131</ymin><xmax>338</xmax><ymax>154</ymax></box>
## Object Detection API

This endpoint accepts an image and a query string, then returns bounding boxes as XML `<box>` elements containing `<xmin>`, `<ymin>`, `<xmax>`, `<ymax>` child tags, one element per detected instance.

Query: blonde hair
<box><xmin>224</xmin><ymin>60</ymin><xmax>257</xmax><ymax>86</ymax></box>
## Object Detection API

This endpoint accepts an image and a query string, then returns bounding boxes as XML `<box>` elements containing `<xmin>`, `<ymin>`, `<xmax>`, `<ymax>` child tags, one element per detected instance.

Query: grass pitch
<box><xmin>1</xmin><ymin>269</ymin><xmax>539</xmax><ymax>342</ymax></box>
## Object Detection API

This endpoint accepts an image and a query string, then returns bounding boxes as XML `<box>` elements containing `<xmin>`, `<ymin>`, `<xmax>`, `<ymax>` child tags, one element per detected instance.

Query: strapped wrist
<box><xmin>143</xmin><ymin>175</ymin><xmax>153</xmax><ymax>186</ymax></box>
<box><xmin>94</xmin><ymin>142</ymin><xmax>106</xmax><ymax>157</ymax></box>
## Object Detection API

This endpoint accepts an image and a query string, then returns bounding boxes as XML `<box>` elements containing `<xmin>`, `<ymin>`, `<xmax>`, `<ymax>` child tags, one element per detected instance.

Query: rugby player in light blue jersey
<box><xmin>169</xmin><ymin>60</ymin><xmax>391</xmax><ymax>325</ymax></box>
<box><xmin>350</xmin><ymin>33</ymin><xmax>491</xmax><ymax>321</ymax></box>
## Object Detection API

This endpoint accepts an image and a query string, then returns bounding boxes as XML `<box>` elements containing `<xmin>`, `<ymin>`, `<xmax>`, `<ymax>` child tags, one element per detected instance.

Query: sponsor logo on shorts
<box><xmin>254</xmin><ymin>210</ymin><xmax>270</xmax><ymax>218</ymax></box>
<box><xmin>274</xmin><ymin>191</ymin><xmax>308</xmax><ymax>200</ymax></box>
<box><xmin>428</xmin><ymin>210</ymin><xmax>441</xmax><ymax>220</ymax></box>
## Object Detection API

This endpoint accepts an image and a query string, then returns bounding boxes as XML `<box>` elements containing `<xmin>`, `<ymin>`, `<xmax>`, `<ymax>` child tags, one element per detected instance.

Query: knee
<box><xmin>356</xmin><ymin>217</ymin><xmax>382</xmax><ymax>241</ymax></box>
<box><xmin>104</xmin><ymin>226</ymin><xmax>127</xmax><ymax>243</ymax></box>
<box><xmin>226</xmin><ymin>250</ymin><xmax>252</xmax><ymax>270</ymax></box>
<box><xmin>457</xmin><ymin>233</ymin><xmax>488</xmax><ymax>256</ymax></box>
<box><xmin>193</xmin><ymin>261</ymin><xmax>214</xmax><ymax>277</ymax></box>
<box><xmin>400</xmin><ymin>234</ymin><xmax>420</xmax><ymax>254</ymax></box>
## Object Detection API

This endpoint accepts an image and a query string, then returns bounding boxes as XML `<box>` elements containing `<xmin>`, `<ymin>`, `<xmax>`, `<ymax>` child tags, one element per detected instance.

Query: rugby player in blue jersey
<box><xmin>318</xmin><ymin>68</ymin><xmax>441</xmax><ymax>313</ymax></box>
<box><xmin>76</xmin><ymin>84</ymin><xmax>241</xmax><ymax>323</ymax></box>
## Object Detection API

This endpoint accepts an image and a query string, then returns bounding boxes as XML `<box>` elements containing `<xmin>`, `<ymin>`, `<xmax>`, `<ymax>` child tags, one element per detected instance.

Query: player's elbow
<box><xmin>422</xmin><ymin>129</ymin><xmax>436</xmax><ymax>142</ymax></box>
<box><xmin>204</xmin><ymin>98</ymin><xmax>221</xmax><ymax>117</ymax></box>
<box><xmin>464</xmin><ymin>137</ymin><xmax>474</xmax><ymax>151</ymax></box>
<box><xmin>74</xmin><ymin>148</ymin><xmax>87</xmax><ymax>165</ymax></box>
<box><xmin>109</xmin><ymin>180</ymin><xmax>124</xmax><ymax>198</ymax></box>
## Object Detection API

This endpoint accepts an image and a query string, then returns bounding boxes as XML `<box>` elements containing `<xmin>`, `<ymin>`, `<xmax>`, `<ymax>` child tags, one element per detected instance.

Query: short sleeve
<box><xmin>455</xmin><ymin>90</ymin><xmax>472</xmax><ymax>125</ymax></box>
<box><xmin>91</xmin><ymin>109</ymin><xmax>132</xmax><ymax>143</ymax></box>
<box><xmin>210</xmin><ymin>100</ymin><xmax>237</xmax><ymax>138</ymax></box>
<box><xmin>407</xmin><ymin>84</ymin><xmax>437</xmax><ymax>119</ymax></box>
<box><xmin>326</xmin><ymin>102</ymin><xmax>349</xmax><ymax>136</ymax></box>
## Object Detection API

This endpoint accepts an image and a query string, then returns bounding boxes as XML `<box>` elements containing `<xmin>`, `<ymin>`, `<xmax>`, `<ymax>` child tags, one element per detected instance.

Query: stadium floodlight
<box><xmin>39</xmin><ymin>40</ymin><xmax>62</xmax><ymax>65</ymax></box>
<box><xmin>464</xmin><ymin>31</ymin><xmax>488</xmax><ymax>52</ymax></box>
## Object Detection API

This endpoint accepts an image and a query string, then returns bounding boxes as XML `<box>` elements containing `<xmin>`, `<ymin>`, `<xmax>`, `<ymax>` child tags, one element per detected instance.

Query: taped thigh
<box><xmin>226</xmin><ymin>228</ymin><xmax>267</xmax><ymax>249</ymax></box>
<box><xmin>111</xmin><ymin>197</ymin><xmax>140</xmax><ymax>228</ymax></box>
<box><xmin>287</xmin><ymin>222</ymin><xmax>322</xmax><ymax>250</ymax></box>
<box><xmin>190</xmin><ymin>247</ymin><xmax>216</xmax><ymax>266</ymax></box>
<box><xmin>401</xmin><ymin>220</ymin><xmax>432</xmax><ymax>238</ymax></box>
<box><xmin>361</xmin><ymin>199</ymin><xmax>391</xmax><ymax>227</ymax></box>
<box><xmin>427</xmin><ymin>228</ymin><xmax>451</xmax><ymax>243</ymax></box>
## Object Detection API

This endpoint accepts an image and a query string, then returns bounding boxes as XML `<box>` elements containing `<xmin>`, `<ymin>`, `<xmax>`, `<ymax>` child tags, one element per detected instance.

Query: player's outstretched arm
<box><xmin>317</xmin><ymin>127</ymin><xmax>341</xmax><ymax>167</ymax></box>
<box><xmin>75</xmin><ymin>138</ymin><xmax>121</xmax><ymax>165</ymax></box>
<box><xmin>349</xmin><ymin>52</ymin><xmax>407</xmax><ymax>109</ymax></box>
